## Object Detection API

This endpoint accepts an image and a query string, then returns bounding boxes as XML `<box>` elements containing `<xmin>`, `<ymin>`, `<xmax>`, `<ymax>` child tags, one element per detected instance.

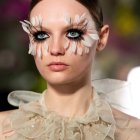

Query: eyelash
<box><xmin>32</xmin><ymin>31</ymin><xmax>49</xmax><ymax>43</ymax></box>
<box><xmin>66</xmin><ymin>28</ymin><xmax>84</xmax><ymax>41</ymax></box>
<box><xmin>32</xmin><ymin>28</ymin><xmax>85</xmax><ymax>43</ymax></box>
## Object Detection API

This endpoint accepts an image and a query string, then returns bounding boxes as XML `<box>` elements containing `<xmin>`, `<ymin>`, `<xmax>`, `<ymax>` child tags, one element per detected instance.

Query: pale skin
<box><xmin>1</xmin><ymin>0</ymin><xmax>140</xmax><ymax>139</ymax></box>
<box><xmin>30</xmin><ymin>0</ymin><xmax>109</xmax><ymax>118</ymax></box>
<box><xmin>0</xmin><ymin>0</ymin><xmax>108</xmax><ymax>128</ymax></box>
<box><xmin>0</xmin><ymin>0</ymin><xmax>109</xmax><ymax>130</ymax></box>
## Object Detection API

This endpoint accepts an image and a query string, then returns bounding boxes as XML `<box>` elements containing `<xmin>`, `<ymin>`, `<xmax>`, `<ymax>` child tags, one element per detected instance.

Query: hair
<box><xmin>29</xmin><ymin>0</ymin><xmax>103</xmax><ymax>30</ymax></box>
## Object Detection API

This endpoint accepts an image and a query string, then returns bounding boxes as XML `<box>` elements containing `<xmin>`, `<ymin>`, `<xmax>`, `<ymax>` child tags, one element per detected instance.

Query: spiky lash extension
<box><xmin>20</xmin><ymin>14</ymin><xmax>99</xmax><ymax>57</ymax></box>
<box><xmin>64</xmin><ymin>13</ymin><xmax>99</xmax><ymax>55</ymax></box>
<box><xmin>21</xmin><ymin>16</ymin><xmax>42</xmax><ymax>33</ymax></box>
<box><xmin>64</xmin><ymin>41</ymin><xmax>70</xmax><ymax>49</ymax></box>
<box><xmin>20</xmin><ymin>15</ymin><xmax>49</xmax><ymax>58</ymax></box>
<box><xmin>77</xmin><ymin>47</ymin><xmax>83</xmax><ymax>55</ymax></box>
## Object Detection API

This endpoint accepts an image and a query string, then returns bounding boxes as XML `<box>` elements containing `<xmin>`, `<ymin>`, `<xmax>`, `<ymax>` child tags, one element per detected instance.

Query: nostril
<box><xmin>50</xmin><ymin>47</ymin><xmax>65</xmax><ymax>56</ymax></box>
<box><xmin>49</xmin><ymin>38</ymin><xmax>66</xmax><ymax>56</ymax></box>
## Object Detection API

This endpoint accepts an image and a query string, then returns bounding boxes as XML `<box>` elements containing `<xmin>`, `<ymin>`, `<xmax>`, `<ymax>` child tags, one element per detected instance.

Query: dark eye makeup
<box><xmin>31</xmin><ymin>28</ymin><xmax>85</xmax><ymax>43</ymax></box>
<box><xmin>33</xmin><ymin>31</ymin><xmax>49</xmax><ymax>42</ymax></box>
<box><xmin>66</xmin><ymin>28</ymin><xmax>84</xmax><ymax>41</ymax></box>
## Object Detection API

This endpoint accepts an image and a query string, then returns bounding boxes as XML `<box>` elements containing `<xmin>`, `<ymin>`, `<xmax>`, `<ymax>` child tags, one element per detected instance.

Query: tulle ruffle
<box><xmin>2</xmin><ymin>90</ymin><xmax>116</xmax><ymax>140</ymax></box>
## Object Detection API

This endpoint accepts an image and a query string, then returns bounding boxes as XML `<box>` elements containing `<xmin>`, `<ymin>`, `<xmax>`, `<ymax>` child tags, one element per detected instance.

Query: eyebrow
<box><xmin>30</xmin><ymin>25</ymin><xmax>87</xmax><ymax>36</ymax></box>
<box><xmin>30</xmin><ymin>21</ymin><xmax>88</xmax><ymax>32</ymax></box>
<box><xmin>65</xmin><ymin>16</ymin><xmax>88</xmax><ymax>27</ymax></box>
<box><xmin>28</xmin><ymin>15</ymin><xmax>89</xmax><ymax>34</ymax></box>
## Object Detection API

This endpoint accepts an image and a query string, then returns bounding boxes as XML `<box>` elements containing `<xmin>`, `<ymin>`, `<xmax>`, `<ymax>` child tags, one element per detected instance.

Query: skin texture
<box><xmin>0</xmin><ymin>0</ymin><xmax>109</xmax><ymax>138</ymax></box>
<box><xmin>31</xmin><ymin>0</ymin><xmax>97</xmax><ymax>85</ymax></box>
<box><xmin>29</xmin><ymin>0</ymin><xmax>108</xmax><ymax>85</ymax></box>
<box><xmin>20</xmin><ymin>14</ymin><xmax>100</xmax><ymax>56</ymax></box>
<box><xmin>0</xmin><ymin>111</ymin><xmax>14</xmax><ymax>140</ymax></box>
<box><xmin>29</xmin><ymin>0</ymin><xmax>109</xmax><ymax>117</ymax></box>
<box><xmin>0</xmin><ymin>1</ymin><xmax>140</xmax><ymax>140</ymax></box>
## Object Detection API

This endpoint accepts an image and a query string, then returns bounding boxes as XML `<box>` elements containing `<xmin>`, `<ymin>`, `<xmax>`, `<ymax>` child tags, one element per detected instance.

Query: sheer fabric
<box><xmin>1</xmin><ymin>79</ymin><xmax>140</xmax><ymax>140</ymax></box>
<box><xmin>1</xmin><ymin>90</ymin><xmax>115</xmax><ymax>140</ymax></box>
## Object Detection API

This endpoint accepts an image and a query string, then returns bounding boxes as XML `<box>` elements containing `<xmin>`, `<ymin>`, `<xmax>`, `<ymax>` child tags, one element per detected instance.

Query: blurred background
<box><xmin>0</xmin><ymin>0</ymin><xmax>140</xmax><ymax>111</ymax></box>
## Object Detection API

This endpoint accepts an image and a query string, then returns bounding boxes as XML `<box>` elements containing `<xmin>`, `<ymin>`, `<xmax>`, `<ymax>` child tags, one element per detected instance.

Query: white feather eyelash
<box><xmin>64</xmin><ymin>13</ymin><xmax>99</xmax><ymax>55</ymax></box>
<box><xmin>20</xmin><ymin>15</ymin><xmax>49</xmax><ymax>58</ymax></box>
<box><xmin>20</xmin><ymin>14</ymin><xmax>99</xmax><ymax>57</ymax></box>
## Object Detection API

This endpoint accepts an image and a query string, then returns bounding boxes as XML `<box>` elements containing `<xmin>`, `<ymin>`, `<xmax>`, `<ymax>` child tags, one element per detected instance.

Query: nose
<box><xmin>49</xmin><ymin>36</ymin><xmax>65</xmax><ymax>56</ymax></box>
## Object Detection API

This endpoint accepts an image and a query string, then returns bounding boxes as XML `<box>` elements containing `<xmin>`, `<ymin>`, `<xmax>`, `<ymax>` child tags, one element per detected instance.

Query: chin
<box><xmin>43</xmin><ymin>74</ymin><xmax>74</xmax><ymax>86</ymax></box>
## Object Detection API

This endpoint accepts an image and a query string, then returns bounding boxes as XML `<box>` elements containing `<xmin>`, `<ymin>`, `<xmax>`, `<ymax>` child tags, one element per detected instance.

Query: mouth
<box><xmin>47</xmin><ymin>62</ymin><xmax>69</xmax><ymax>72</ymax></box>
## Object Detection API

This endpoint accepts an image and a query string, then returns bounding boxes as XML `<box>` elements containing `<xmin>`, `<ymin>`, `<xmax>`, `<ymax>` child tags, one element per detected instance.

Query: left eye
<box><xmin>66</xmin><ymin>29</ymin><xmax>83</xmax><ymax>40</ymax></box>
<box><xmin>33</xmin><ymin>31</ymin><xmax>49</xmax><ymax>41</ymax></box>
<box><xmin>37</xmin><ymin>33</ymin><xmax>48</xmax><ymax>40</ymax></box>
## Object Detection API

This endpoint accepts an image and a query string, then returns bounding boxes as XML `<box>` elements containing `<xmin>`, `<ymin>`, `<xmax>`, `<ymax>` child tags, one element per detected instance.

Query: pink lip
<box><xmin>47</xmin><ymin>62</ymin><xmax>69</xmax><ymax>72</ymax></box>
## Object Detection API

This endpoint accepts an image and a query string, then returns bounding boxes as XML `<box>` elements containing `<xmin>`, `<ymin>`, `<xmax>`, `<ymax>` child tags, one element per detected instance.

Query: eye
<box><xmin>66</xmin><ymin>29</ymin><xmax>84</xmax><ymax>41</ymax></box>
<box><xmin>33</xmin><ymin>31</ymin><xmax>49</xmax><ymax>42</ymax></box>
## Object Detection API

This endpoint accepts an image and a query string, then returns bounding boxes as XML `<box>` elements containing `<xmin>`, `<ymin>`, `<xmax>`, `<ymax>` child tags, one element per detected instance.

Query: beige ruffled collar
<box><xmin>2</xmin><ymin>89</ymin><xmax>116</xmax><ymax>140</ymax></box>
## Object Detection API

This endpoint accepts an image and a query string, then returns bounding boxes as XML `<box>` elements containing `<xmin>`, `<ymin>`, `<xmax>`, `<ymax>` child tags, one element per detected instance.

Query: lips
<box><xmin>47</xmin><ymin>62</ymin><xmax>69</xmax><ymax>72</ymax></box>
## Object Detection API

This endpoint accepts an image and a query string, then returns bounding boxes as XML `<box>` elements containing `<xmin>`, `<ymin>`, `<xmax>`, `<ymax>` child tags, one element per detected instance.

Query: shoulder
<box><xmin>0</xmin><ymin>110</ymin><xmax>14</xmax><ymax>123</ymax></box>
<box><xmin>112</xmin><ymin>108</ymin><xmax>140</xmax><ymax>140</ymax></box>
<box><xmin>0</xmin><ymin>110</ymin><xmax>15</xmax><ymax>140</ymax></box>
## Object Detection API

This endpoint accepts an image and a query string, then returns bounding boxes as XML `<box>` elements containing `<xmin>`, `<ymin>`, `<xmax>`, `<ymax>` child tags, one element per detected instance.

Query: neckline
<box><xmin>3</xmin><ymin>88</ymin><xmax>115</xmax><ymax>140</ymax></box>
<box><xmin>39</xmin><ymin>88</ymin><xmax>97</xmax><ymax>121</ymax></box>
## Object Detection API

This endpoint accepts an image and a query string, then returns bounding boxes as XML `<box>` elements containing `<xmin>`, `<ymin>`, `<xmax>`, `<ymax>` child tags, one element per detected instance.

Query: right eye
<box><xmin>66</xmin><ymin>29</ymin><xmax>84</xmax><ymax>41</ymax></box>
<box><xmin>33</xmin><ymin>31</ymin><xmax>49</xmax><ymax>42</ymax></box>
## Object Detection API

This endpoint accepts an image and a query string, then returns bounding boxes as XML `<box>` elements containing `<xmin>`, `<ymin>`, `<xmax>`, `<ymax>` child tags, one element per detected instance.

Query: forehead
<box><xmin>30</xmin><ymin>0</ymin><xmax>93</xmax><ymax>22</ymax></box>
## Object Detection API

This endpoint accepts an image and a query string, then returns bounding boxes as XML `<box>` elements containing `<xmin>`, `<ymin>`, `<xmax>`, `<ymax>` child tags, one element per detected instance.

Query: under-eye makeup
<box><xmin>66</xmin><ymin>28</ymin><xmax>84</xmax><ymax>42</ymax></box>
<box><xmin>20</xmin><ymin>15</ymin><xmax>48</xmax><ymax>58</ymax></box>
<box><xmin>20</xmin><ymin>13</ymin><xmax>99</xmax><ymax>57</ymax></box>
<box><xmin>32</xmin><ymin>31</ymin><xmax>49</xmax><ymax>43</ymax></box>
<box><xmin>63</xmin><ymin>13</ymin><xmax>99</xmax><ymax>55</ymax></box>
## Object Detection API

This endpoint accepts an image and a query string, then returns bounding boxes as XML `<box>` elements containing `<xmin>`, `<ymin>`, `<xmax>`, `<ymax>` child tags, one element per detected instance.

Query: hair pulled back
<box><xmin>30</xmin><ymin>0</ymin><xmax>103</xmax><ymax>30</ymax></box>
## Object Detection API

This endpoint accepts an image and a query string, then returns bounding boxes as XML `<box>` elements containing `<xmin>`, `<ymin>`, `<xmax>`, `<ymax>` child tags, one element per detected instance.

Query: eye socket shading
<box><xmin>66</xmin><ymin>29</ymin><xmax>84</xmax><ymax>41</ymax></box>
<box><xmin>20</xmin><ymin>14</ymin><xmax>99</xmax><ymax>57</ymax></box>
<box><xmin>33</xmin><ymin>31</ymin><xmax>49</xmax><ymax>42</ymax></box>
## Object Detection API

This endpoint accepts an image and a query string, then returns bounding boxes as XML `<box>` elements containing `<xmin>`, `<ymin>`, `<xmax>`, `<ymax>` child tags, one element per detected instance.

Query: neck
<box><xmin>44</xmin><ymin>80</ymin><xmax>93</xmax><ymax>118</ymax></box>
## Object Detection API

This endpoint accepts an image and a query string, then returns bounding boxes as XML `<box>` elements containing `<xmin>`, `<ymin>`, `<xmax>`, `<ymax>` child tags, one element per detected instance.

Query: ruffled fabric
<box><xmin>7</xmin><ymin>79</ymin><xmax>135</xmax><ymax>117</ymax></box>
<box><xmin>1</xmin><ymin>90</ymin><xmax>116</xmax><ymax>140</ymax></box>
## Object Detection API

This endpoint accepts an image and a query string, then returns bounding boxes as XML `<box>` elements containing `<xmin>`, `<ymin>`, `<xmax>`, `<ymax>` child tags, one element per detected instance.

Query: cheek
<box><xmin>34</xmin><ymin>58</ymin><xmax>46</xmax><ymax>76</ymax></box>
<box><xmin>33</xmin><ymin>49</ymin><xmax>95</xmax><ymax>84</ymax></box>
<box><xmin>71</xmin><ymin>53</ymin><xmax>94</xmax><ymax>74</ymax></box>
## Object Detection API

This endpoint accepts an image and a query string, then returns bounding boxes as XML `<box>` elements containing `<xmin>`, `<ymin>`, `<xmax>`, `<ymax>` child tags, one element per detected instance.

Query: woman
<box><xmin>0</xmin><ymin>0</ymin><xmax>140</xmax><ymax>139</ymax></box>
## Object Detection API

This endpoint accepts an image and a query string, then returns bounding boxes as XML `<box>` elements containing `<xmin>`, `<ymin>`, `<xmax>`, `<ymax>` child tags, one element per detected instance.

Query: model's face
<box><xmin>27</xmin><ymin>0</ymin><xmax>102</xmax><ymax>85</ymax></box>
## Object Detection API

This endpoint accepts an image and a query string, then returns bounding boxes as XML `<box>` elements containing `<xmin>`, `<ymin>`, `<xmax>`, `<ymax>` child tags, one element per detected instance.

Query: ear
<box><xmin>96</xmin><ymin>25</ymin><xmax>109</xmax><ymax>52</ymax></box>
